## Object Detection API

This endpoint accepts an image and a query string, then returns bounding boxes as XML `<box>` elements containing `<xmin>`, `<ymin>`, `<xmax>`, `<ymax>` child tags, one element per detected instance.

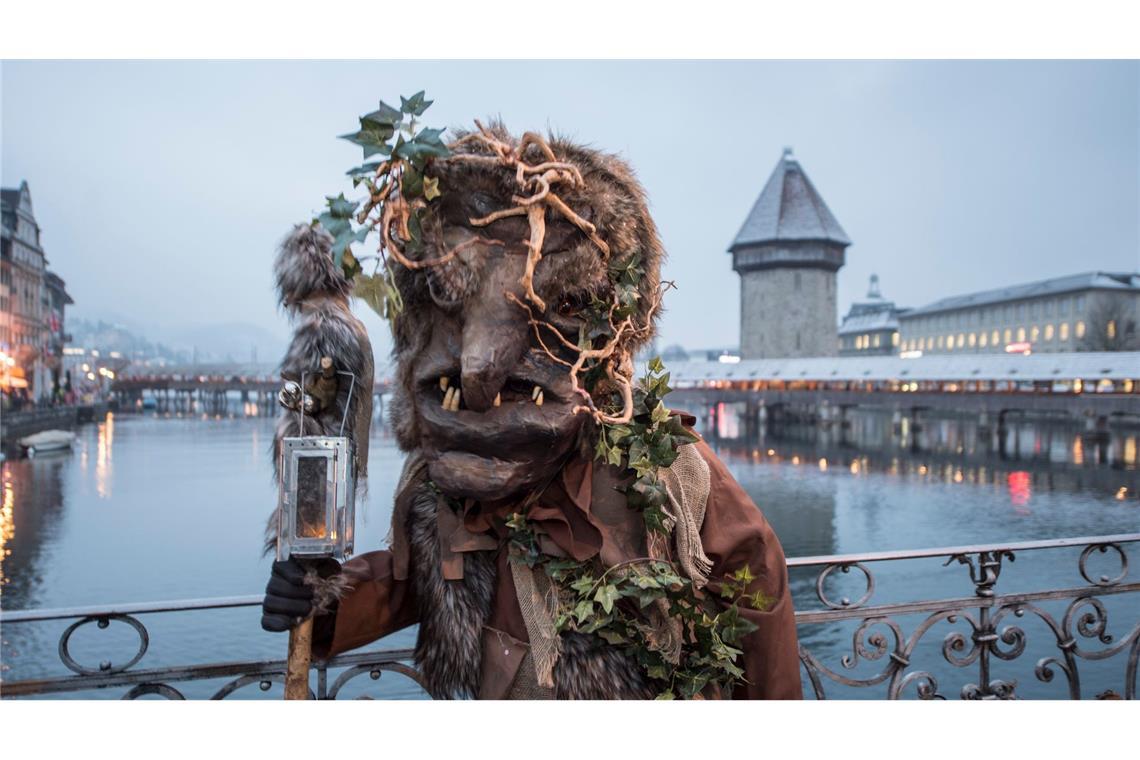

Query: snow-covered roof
<box><xmin>729</xmin><ymin>149</ymin><xmax>850</xmax><ymax>251</ymax></box>
<box><xmin>652</xmin><ymin>352</ymin><xmax>1140</xmax><ymax>383</ymax></box>
<box><xmin>903</xmin><ymin>272</ymin><xmax>1140</xmax><ymax>318</ymax></box>
<box><xmin>837</xmin><ymin>309</ymin><xmax>900</xmax><ymax>335</ymax></box>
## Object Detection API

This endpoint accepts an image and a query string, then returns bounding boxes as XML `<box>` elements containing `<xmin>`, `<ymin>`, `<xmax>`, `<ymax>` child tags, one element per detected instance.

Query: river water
<box><xmin>2</xmin><ymin>406</ymin><xmax>1137</xmax><ymax>699</ymax></box>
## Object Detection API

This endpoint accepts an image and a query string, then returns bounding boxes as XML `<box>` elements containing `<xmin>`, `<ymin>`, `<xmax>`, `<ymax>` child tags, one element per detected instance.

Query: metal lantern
<box><xmin>275</xmin><ymin>369</ymin><xmax>358</xmax><ymax>563</ymax></box>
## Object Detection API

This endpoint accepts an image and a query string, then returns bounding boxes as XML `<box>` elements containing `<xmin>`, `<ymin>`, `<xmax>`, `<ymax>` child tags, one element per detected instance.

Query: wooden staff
<box><xmin>285</xmin><ymin>616</ymin><xmax>314</xmax><ymax>700</ymax></box>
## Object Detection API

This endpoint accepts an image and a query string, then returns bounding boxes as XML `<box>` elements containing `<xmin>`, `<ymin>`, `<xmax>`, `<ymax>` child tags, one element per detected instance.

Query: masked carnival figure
<box><xmin>262</xmin><ymin>94</ymin><xmax>803</xmax><ymax>700</ymax></box>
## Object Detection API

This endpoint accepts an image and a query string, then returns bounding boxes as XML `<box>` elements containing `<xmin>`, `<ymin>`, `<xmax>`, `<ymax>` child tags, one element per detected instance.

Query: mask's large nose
<box><xmin>460</xmin><ymin>266</ymin><xmax>530</xmax><ymax>413</ymax></box>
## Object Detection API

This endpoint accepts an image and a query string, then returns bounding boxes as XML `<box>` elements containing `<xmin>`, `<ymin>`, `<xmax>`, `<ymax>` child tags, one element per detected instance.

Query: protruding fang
<box><xmin>535</xmin><ymin>390</ymin><xmax>544</xmax><ymax>407</ymax></box>
<box><xmin>440</xmin><ymin>376</ymin><xmax>450</xmax><ymax>391</ymax></box>
<box><xmin>450</xmin><ymin>388</ymin><xmax>462</xmax><ymax>412</ymax></box>
<box><xmin>493</xmin><ymin>392</ymin><xmax>501</xmax><ymax>408</ymax></box>
<box><xmin>442</xmin><ymin>386</ymin><xmax>455</xmax><ymax>410</ymax></box>
<box><xmin>531</xmin><ymin>385</ymin><xmax>542</xmax><ymax>401</ymax></box>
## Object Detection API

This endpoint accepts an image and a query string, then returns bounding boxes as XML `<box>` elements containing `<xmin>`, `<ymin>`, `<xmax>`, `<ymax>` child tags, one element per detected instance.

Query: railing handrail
<box><xmin>0</xmin><ymin>594</ymin><xmax>263</xmax><ymax>623</ymax></box>
<box><xmin>786</xmin><ymin>532</ymin><xmax>1140</xmax><ymax>567</ymax></box>
<box><xmin>4</xmin><ymin>532</ymin><xmax>1137</xmax><ymax>625</ymax></box>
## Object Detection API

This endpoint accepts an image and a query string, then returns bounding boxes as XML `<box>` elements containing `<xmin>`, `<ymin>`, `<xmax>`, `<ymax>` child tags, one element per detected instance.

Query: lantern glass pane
<box><xmin>295</xmin><ymin>455</ymin><xmax>329</xmax><ymax>539</ymax></box>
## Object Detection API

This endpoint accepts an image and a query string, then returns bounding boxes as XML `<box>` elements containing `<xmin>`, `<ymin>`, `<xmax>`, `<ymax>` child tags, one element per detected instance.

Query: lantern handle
<box><xmin>297</xmin><ymin>368</ymin><xmax>358</xmax><ymax>437</ymax></box>
<box><xmin>338</xmin><ymin>370</ymin><xmax>357</xmax><ymax>437</ymax></box>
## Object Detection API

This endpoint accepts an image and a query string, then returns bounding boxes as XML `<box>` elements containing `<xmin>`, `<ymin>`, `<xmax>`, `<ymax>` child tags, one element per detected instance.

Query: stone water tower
<box><xmin>729</xmin><ymin>148</ymin><xmax>851</xmax><ymax>359</ymax></box>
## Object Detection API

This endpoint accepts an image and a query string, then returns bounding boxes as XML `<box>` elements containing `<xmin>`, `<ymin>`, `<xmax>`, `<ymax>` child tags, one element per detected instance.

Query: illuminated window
<box><xmin>873</xmin><ymin>334</ymin><xmax>881</xmax><ymax>348</ymax></box>
<box><xmin>954</xmin><ymin>333</ymin><xmax>962</xmax><ymax>348</ymax></box>
<box><xmin>1076</xmin><ymin>321</ymin><xmax>1086</xmax><ymax>339</ymax></box>
<box><xmin>1060</xmin><ymin>322</ymin><xmax>1069</xmax><ymax>341</ymax></box>
<box><xmin>991</xmin><ymin>329</ymin><xmax>1000</xmax><ymax>345</ymax></box>
<box><xmin>1004</xmin><ymin>328</ymin><xmax>1012</xmax><ymax>344</ymax></box>
<box><xmin>1044</xmin><ymin>324</ymin><xmax>1054</xmax><ymax>341</ymax></box>
<box><xmin>980</xmin><ymin>332</ymin><xmax>988</xmax><ymax>348</ymax></box>
<box><xmin>968</xmin><ymin>332</ymin><xmax>977</xmax><ymax>347</ymax></box>
<box><xmin>891</xmin><ymin>332</ymin><xmax>899</xmax><ymax>347</ymax></box>
<box><xmin>1030</xmin><ymin>325</ymin><xmax>1040</xmax><ymax>342</ymax></box>
<box><xmin>1017</xmin><ymin>327</ymin><xmax>1026</xmax><ymax>342</ymax></box>
<box><xmin>926</xmin><ymin>337</ymin><xmax>934</xmax><ymax>350</ymax></box>
<box><xmin>1108</xmin><ymin>320</ymin><xmax>1117</xmax><ymax>340</ymax></box>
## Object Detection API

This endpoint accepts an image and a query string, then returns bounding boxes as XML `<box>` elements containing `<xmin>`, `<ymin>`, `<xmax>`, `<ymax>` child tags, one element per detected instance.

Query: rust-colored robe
<box><xmin>313</xmin><ymin>431</ymin><xmax>803</xmax><ymax>699</ymax></box>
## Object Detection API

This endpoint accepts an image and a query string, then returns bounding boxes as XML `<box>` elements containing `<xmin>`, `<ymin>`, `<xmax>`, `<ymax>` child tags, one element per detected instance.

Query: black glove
<box><xmin>260</xmin><ymin>557</ymin><xmax>340</xmax><ymax>632</ymax></box>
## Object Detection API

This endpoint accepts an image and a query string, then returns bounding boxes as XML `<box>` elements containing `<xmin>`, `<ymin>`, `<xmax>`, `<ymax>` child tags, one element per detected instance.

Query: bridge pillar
<box><xmin>908</xmin><ymin>407</ymin><xmax>924</xmax><ymax>453</ymax></box>
<box><xmin>977</xmin><ymin>412</ymin><xmax>994</xmax><ymax>453</ymax></box>
<box><xmin>836</xmin><ymin>405</ymin><xmax>852</xmax><ymax>446</ymax></box>
<box><xmin>1081</xmin><ymin>414</ymin><xmax>1110</xmax><ymax>464</ymax></box>
<box><xmin>818</xmin><ymin>401</ymin><xmax>833</xmax><ymax>431</ymax></box>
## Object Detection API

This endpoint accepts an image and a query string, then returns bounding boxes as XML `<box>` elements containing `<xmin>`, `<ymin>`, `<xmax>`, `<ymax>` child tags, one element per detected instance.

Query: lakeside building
<box><xmin>838</xmin><ymin>274</ymin><xmax>909</xmax><ymax>357</ymax></box>
<box><xmin>898</xmin><ymin>272</ymin><xmax>1140</xmax><ymax>356</ymax></box>
<box><xmin>730</xmin><ymin>148</ymin><xmax>850</xmax><ymax>360</ymax></box>
<box><xmin>1</xmin><ymin>180</ymin><xmax>73</xmax><ymax>399</ymax></box>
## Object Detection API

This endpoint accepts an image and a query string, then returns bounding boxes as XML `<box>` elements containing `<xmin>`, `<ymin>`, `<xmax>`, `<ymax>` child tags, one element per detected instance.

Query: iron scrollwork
<box><xmin>58</xmin><ymin>614</ymin><xmax>150</xmax><ymax>676</ymax></box>
<box><xmin>1</xmin><ymin>533</ymin><xmax>1136</xmax><ymax>700</ymax></box>
<box><xmin>797</xmin><ymin>536</ymin><xmax>1138</xmax><ymax>699</ymax></box>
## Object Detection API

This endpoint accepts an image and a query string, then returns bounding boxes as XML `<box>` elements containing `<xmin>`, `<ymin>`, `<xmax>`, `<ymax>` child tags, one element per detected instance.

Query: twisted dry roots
<box><xmin>367</xmin><ymin>121</ymin><xmax>663</xmax><ymax>426</ymax></box>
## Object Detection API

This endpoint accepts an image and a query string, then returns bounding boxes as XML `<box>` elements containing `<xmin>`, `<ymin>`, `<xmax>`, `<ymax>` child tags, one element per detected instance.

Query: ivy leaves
<box><xmin>595</xmin><ymin>356</ymin><xmax>699</xmax><ymax>536</ymax></box>
<box><xmin>315</xmin><ymin>91</ymin><xmax>450</xmax><ymax>324</ymax></box>
<box><xmin>317</xmin><ymin>193</ymin><xmax>368</xmax><ymax>270</ymax></box>
<box><xmin>534</xmin><ymin>550</ymin><xmax>762</xmax><ymax>699</ymax></box>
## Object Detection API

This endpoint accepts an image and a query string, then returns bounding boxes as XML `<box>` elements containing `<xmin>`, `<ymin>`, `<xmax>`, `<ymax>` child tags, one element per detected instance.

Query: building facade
<box><xmin>898</xmin><ymin>272</ymin><xmax>1140</xmax><ymax>356</ymax></box>
<box><xmin>1</xmin><ymin>181</ymin><xmax>72</xmax><ymax>399</ymax></box>
<box><xmin>838</xmin><ymin>274</ymin><xmax>909</xmax><ymax>356</ymax></box>
<box><xmin>730</xmin><ymin>148</ymin><xmax>850</xmax><ymax>359</ymax></box>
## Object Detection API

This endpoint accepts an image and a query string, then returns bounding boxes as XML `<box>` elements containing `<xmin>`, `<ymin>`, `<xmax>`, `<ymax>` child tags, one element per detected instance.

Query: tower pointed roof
<box><xmin>729</xmin><ymin>148</ymin><xmax>850</xmax><ymax>251</ymax></box>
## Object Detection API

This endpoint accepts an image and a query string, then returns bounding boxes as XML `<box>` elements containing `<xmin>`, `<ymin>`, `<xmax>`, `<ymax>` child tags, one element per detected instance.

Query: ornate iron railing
<box><xmin>1</xmin><ymin>533</ymin><xmax>1137</xmax><ymax>699</ymax></box>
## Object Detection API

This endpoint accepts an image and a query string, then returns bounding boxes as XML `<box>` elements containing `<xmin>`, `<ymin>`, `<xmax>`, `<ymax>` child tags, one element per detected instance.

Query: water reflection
<box><xmin>1</xmin><ymin>400</ymin><xmax>1137</xmax><ymax>698</ymax></box>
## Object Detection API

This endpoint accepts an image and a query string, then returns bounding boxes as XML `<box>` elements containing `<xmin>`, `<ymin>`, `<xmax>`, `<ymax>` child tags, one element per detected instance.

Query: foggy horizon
<box><xmin>2</xmin><ymin>60</ymin><xmax>1137</xmax><ymax>362</ymax></box>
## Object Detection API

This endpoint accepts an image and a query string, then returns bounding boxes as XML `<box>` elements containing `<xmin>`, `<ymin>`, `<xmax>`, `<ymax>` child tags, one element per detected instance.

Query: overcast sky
<box><xmin>2</xmin><ymin>60</ymin><xmax>1137</xmax><ymax>361</ymax></box>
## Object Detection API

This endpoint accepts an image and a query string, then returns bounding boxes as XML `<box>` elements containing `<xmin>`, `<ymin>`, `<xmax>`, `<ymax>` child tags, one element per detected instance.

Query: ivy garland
<box><xmin>506</xmin><ymin>360</ymin><xmax>774</xmax><ymax>699</ymax></box>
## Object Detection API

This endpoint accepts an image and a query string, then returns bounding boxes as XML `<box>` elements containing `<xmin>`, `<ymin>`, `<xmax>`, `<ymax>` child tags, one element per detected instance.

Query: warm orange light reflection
<box><xmin>96</xmin><ymin>413</ymin><xmax>115</xmax><ymax>499</ymax></box>
<box><xmin>1</xmin><ymin>470</ymin><xmax>15</xmax><ymax>587</ymax></box>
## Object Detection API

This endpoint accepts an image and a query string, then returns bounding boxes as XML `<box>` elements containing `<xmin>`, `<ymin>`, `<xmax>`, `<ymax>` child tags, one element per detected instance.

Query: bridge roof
<box><xmin>729</xmin><ymin>149</ymin><xmax>851</xmax><ymax>251</ymax></box>
<box><xmin>655</xmin><ymin>351</ymin><xmax>1140</xmax><ymax>383</ymax></box>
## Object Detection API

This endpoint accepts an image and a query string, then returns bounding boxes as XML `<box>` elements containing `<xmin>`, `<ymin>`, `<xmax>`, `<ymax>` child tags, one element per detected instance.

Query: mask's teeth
<box><xmin>449</xmin><ymin>388</ymin><xmax>462</xmax><ymax>412</ymax></box>
<box><xmin>442</xmin><ymin>386</ymin><xmax>455</xmax><ymax>410</ymax></box>
<box><xmin>535</xmin><ymin>389</ymin><xmax>544</xmax><ymax>407</ymax></box>
<box><xmin>439</xmin><ymin>376</ymin><xmax>450</xmax><ymax>391</ymax></box>
<box><xmin>531</xmin><ymin>385</ymin><xmax>542</xmax><ymax>401</ymax></box>
<box><xmin>493</xmin><ymin>392</ymin><xmax>501</xmax><ymax>408</ymax></box>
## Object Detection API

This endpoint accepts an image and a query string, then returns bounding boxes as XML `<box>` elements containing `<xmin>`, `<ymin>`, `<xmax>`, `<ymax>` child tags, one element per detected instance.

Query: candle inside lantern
<box><xmin>294</xmin><ymin>456</ymin><xmax>330</xmax><ymax>539</ymax></box>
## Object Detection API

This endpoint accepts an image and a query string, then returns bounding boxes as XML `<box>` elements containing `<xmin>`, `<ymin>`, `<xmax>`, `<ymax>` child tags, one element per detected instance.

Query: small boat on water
<box><xmin>18</xmin><ymin>429</ymin><xmax>77</xmax><ymax>456</ymax></box>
